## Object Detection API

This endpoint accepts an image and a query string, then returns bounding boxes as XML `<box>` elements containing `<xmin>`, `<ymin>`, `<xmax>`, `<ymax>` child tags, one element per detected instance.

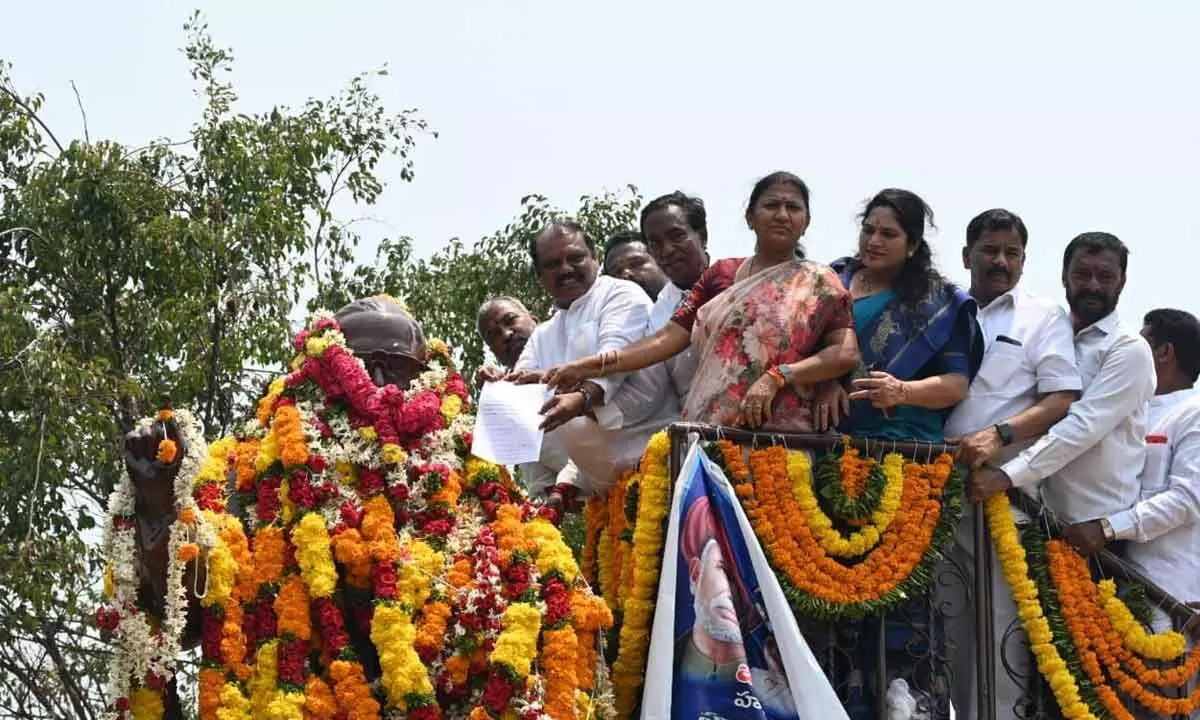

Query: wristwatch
<box><xmin>1100</xmin><ymin>517</ymin><xmax>1115</xmax><ymax>542</ymax></box>
<box><xmin>994</xmin><ymin>422</ymin><xmax>1015</xmax><ymax>446</ymax></box>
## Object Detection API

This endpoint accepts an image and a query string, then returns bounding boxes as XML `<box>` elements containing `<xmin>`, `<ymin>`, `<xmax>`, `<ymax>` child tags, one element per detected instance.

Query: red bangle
<box><xmin>766</xmin><ymin>366</ymin><xmax>787</xmax><ymax>388</ymax></box>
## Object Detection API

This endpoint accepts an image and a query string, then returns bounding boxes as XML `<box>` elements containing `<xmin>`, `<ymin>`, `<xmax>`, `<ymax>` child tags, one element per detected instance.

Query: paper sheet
<box><xmin>470</xmin><ymin>381</ymin><xmax>555</xmax><ymax>465</ymax></box>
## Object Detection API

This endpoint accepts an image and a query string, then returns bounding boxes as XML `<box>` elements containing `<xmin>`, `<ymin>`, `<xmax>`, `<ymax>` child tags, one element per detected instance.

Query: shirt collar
<box><xmin>1078</xmin><ymin>310</ymin><xmax>1121</xmax><ymax>338</ymax></box>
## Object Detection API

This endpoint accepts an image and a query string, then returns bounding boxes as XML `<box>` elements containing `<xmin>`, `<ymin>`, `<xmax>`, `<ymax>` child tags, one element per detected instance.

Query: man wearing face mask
<box><xmin>968</xmin><ymin>232</ymin><xmax>1155</xmax><ymax>526</ymax></box>
<box><xmin>508</xmin><ymin>221</ymin><xmax>678</xmax><ymax>512</ymax></box>
<box><xmin>940</xmin><ymin>210</ymin><xmax>1082</xmax><ymax>719</ymax></box>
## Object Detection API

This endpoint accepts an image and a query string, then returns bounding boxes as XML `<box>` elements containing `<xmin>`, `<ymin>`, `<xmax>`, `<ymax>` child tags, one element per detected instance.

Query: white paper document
<box><xmin>470</xmin><ymin>381</ymin><xmax>555</xmax><ymax>465</ymax></box>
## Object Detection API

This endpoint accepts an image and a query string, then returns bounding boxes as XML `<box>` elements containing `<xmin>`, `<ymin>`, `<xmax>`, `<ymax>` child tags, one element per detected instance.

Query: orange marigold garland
<box><xmin>721</xmin><ymin>442</ymin><xmax>962</xmax><ymax>619</ymax></box>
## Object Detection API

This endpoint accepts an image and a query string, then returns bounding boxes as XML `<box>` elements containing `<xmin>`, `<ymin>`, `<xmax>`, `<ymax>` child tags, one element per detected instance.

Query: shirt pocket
<box><xmin>973</xmin><ymin>342</ymin><xmax>1030</xmax><ymax>395</ymax></box>
<box><xmin>1139</xmin><ymin>438</ymin><xmax>1172</xmax><ymax>498</ymax></box>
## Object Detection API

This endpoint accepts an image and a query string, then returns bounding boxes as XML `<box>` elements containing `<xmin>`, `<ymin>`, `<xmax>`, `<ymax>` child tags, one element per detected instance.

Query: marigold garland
<box><xmin>1096</xmin><ymin>578</ymin><xmax>1187</xmax><ymax>661</ymax></box>
<box><xmin>100</xmin><ymin>311</ymin><xmax>613</xmax><ymax>720</ymax></box>
<box><xmin>733</xmin><ymin>444</ymin><xmax>960</xmax><ymax>619</ymax></box>
<box><xmin>610</xmin><ymin>431</ymin><xmax>670</xmax><ymax>718</ymax></box>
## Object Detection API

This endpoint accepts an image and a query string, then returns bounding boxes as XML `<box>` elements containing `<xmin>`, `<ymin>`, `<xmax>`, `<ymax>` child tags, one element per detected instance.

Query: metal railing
<box><xmin>663</xmin><ymin>422</ymin><xmax>1199</xmax><ymax>720</ymax></box>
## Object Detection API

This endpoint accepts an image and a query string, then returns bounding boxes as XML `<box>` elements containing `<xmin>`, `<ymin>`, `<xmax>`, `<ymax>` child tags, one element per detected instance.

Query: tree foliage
<box><xmin>0</xmin><ymin>14</ymin><xmax>430</xmax><ymax>717</ymax></box>
<box><xmin>0</xmin><ymin>14</ymin><xmax>638</xmax><ymax>717</ymax></box>
<box><xmin>313</xmin><ymin>187</ymin><xmax>643</xmax><ymax>382</ymax></box>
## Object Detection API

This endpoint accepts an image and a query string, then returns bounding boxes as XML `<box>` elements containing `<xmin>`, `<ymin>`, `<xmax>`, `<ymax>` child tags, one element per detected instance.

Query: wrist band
<box><xmin>766</xmin><ymin>366</ymin><xmax>787</xmax><ymax>388</ymax></box>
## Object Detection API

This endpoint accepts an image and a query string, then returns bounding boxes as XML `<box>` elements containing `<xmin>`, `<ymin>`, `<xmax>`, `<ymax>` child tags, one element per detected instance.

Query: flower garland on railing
<box><xmin>983</xmin><ymin>493</ymin><xmax>1200</xmax><ymax>719</ymax></box>
<box><xmin>99</xmin><ymin>310</ymin><xmax>613</xmax><ymax>720</ymax></box>
<box><xmin>729</xmin><ymin>443</ymin><xmax>961</xmax><ymax>619</ymax></box>
<box><xmin>609</xmin><ymin>431</ymin><xmax>670</xmax><ymax>719</ymax></box>
<box><xmin>580</xmin><ymin>433</ymin><xmax>965</xmax><ymax>717</ymax></box>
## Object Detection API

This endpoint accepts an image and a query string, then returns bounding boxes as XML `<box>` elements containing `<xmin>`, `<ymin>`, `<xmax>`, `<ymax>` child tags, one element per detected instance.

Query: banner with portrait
<box><xmin>640</xmin><ymin>441</ymin><xmax>847</xmax><ymax>720</ymax></box>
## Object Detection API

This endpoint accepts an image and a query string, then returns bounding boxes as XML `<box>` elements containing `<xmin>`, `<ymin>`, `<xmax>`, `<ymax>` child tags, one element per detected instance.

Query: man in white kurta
<box><xmin>512</xmin><ymin>222</ymin><xmax>678</xmax><ymax>503</ymax></box>
<box><xmin>1068</xmin><ymin>308</ymin><xmax>1200</xmax><ymax>628</ymax></box>
<box><xmin>942</xmin><ymin>210</ymin><xmax>1082</xmax><ymax>719</ymax></box>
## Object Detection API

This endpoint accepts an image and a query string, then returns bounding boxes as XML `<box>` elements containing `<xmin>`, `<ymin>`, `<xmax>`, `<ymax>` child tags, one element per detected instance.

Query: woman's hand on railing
<box><xmin>811</xmin><ymin>381</ymin><xmax>850</xmax><ymax>432</ymax></box>
<box><xmin>739</xmin><ymin>373</ymin><xmax>781</xmax><ymax>429</ymax></box>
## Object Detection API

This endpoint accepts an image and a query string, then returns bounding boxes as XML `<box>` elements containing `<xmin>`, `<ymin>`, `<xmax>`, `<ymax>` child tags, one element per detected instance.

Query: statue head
<box><xmin>335</xmin><ymin>295</ymin><xmax>428</xmax><ymax>388</ymax></box>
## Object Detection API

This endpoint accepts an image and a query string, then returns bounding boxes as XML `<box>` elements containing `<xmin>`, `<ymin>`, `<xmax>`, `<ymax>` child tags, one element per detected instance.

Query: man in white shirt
<box><xmin>475</xmin><ymin>295</ymin><xmax>538</xmax><ymax>382</ymax></box>
<box><xmin>1065</xmin><ymin>308</ymin><xmax>1200</xmax><ymax>625</ymax></box>
<box><xmin>941</xmin><ymin>209</ymin><xmax>1082</xmax><ymax>718</ymax></box>
<box><xmin>640</xmin><ymin>192</ymin><xmax>711</xmax><ymax>401</ymax></box>
<box><xmin>968</xmin><ymin>232</ymin><xmax>1155</xmax><ymax>526</ymax></box>
<box><xmin>602</xmin><ymin>230</ymin><xmax>668</xmax><ymax>302</ymax></box>
<box><xmin>509</xmin><ymin>221</ymin><xmax>678</xmax><ymax>512</ymax></box>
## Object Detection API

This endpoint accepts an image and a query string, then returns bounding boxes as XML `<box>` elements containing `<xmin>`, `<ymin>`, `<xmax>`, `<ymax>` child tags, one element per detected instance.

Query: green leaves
<box><xmin>0</xmin><ymin>14</ymin><xmax>430</xmax><ymax>717</ymax></box>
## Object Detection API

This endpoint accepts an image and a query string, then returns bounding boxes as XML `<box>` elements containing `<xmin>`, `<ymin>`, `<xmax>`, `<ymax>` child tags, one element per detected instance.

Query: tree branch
<box><xmin>0</xmin><ymin>83</ymin><xmax>64</xmax><ymax>154</ymax></box>
<box><xmin>69</xmin><ymin>81</ymin><xmax>89</xmax><ymax>145</ymax></box>
<box><xmin>309</xmin><ymin>153</ymin><xmax>356</xmax><ymax>298</ymax></box>
<box><xmin>37</xmin><ymin>625</ymin><xmax>94</xmax><ymax>720</ymax></box>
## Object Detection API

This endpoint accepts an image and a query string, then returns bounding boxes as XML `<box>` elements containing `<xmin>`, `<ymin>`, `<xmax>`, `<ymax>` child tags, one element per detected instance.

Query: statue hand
<box><xmin>123</xmin><ymin>417</ymin><xmax>186</xmax><ymax>502</ymax></box>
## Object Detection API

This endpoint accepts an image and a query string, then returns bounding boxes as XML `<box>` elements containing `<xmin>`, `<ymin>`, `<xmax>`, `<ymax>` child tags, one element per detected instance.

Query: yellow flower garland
<box><xmin>293</xmin><ymin>513</ymin><xmax>337</xmax><ymax>599</ymax></box>
<box><xmin>216</xmin><ymin>683</ymin><xmax>251</xmax><ymax>720</ymax></box>
<box><xmin>249</xmin><ymin>640</ymin><xmax>280</xmax><ymax>718</ymax></box>
<box><xmin>983</xmin><ymin>494</ymin><xmax>1095</xmax><ymax>720</ymax></box>
<box><xmin>371</xmin><ymin>605</ymin><xmax>433</xmax><ymax>707</ymax></box>
<box><xmin>1096</xmin><ymin>579</ymin><xmax>1187</xmax><ymax>662</ymax></box>
<box><xmin>490</xmin><ymin>603</ymin><xmax>543</xmax><ymax>678</ymax></box>
<box><xmin>790</xmin><ymin>450</ymin><xmax>904</xmax><ymax>558</ymax></box>
<box><xmin>526</xmin><ymin>517</ymin><xmax>580</xmax><ymax>582</ymax></box>
<box><xmin>612</xmin><ymin>430</ymin><xmax>670</xmax><ymax>718</ymax></box>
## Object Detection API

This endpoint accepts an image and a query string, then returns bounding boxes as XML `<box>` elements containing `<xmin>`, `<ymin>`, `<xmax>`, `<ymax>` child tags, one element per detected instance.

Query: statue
<box><xmin>102</xmin><ymin>296</ymin><xmax>613</xmax><ymax>720</ymax></box>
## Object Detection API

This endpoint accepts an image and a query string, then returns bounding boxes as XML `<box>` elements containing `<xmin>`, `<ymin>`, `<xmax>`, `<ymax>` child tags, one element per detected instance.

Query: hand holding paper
<box><xmin>470</xmin><ymin>380</ymin><xmax>555</xmax><ymax>465</ymax></box>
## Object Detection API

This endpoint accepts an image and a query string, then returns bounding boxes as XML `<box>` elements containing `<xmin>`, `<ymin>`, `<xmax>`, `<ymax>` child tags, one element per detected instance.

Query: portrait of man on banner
<box><xmin>672</xmin><ymin>467</ymin><xmax>799</xmax><ymax>720</ymax></box>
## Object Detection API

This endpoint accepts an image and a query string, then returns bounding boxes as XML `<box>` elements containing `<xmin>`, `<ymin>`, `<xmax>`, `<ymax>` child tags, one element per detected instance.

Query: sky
<box><xmin>3</xmin><ymin>1</ymin><xmax>1198</xmax><ymax>325</ymax></box>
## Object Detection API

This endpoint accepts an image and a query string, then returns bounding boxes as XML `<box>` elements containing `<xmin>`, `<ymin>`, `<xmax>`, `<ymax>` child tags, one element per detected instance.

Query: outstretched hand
<box><xmin>544</xmin><ymin>359</ymin><xmax>591</xmax><ymax>393</ymax></box>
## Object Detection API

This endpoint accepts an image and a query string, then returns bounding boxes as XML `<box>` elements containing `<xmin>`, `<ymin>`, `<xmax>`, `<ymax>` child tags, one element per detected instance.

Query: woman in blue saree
<box><xmin>814</xmin><ymin>188</ymin><xmax>983</xmax><ymax>442</ymax></box>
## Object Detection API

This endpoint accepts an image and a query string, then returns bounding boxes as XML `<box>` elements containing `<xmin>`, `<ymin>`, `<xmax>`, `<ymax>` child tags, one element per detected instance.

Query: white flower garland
<box><xmin>101</xmin><ymin>408</ymin><xmax>211</xmax><ymax>717</ymax></box>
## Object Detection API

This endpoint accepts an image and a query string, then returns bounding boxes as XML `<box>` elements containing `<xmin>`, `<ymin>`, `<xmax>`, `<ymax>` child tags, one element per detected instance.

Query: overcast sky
<box><xmin>4</xmin><ymin>1</ymin><xmax>1198</xmax><ymax>325</ymax></box>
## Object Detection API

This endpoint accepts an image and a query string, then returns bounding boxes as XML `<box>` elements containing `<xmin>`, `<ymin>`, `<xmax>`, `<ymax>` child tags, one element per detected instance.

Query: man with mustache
<box><xmin>602</xmin><ymin>229</ymin><xmax>668</xmax><ymax>301</ymax></box>
<box><xmin>677</xmin><ymin>495</ymin><xmax>752</xmax><ymax>682</ymax></box>
<box><xmin>968</xmin><ymin>232</ymin><xmax>1154</xmax><ymax>521</ymax></box>
<box><xmin>475</xmin><ymin>295</ymin><xmax>538</xmax><ymax>386</ymax></box>
<box><xmin>941</xmin><ymin>210</ymin><xmax>1082</xmax><ymax>718</ymax></box>
<box><xmin>640</xmin><ymin>191</ymin><xmax>711</xmax><ymax>401</ymax></box>
<box><xmin>508</xmin><ymin>221</ymin><xmax>678</xmax><ymax>510</ymax></box>
<box><xmin>1065</xmin><ymin>308</ymin><xmax>1200</xmax><ymax>633</ymax></box>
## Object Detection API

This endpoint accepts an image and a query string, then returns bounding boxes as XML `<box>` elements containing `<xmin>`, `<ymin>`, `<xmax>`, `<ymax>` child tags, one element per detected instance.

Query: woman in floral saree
<box><xmin>543</xmin><ymin>171</ymin><xmax>860</xmax><ymax>430</ymax></box>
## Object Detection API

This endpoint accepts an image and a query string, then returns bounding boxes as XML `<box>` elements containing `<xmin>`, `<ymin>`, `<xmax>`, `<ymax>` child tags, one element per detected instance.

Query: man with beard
<box><xmin>677</xmin><ymin>495</ymin><xmax>752</xmax><ymax>682</ymax></box>
<box><xmin>602</xmin><ymin>229</ymin><xmax>668</xmax><ymax>301</ymax></box>
<box><xmin>941</xmin><ymin>210</ymin><xmax>1082</xmax><ymax>718</ymax></box>
<box><xmin>968</xmin><ymin>232</ymin><xmax>1154</xmax><ymax>527</ymax></box>
<box><xmin>509</xmin><ymin>221</ymin><xmax>677</xmax><ymax>507</ymax></box>
<box><xmin>475</xmin><ymin>295</ymin><xmax>538</xmax><ymax>385</ymax></box>
<box><xmin>640</xmin><ymin>192</ymin><xmax>711</xmax><ymax>401</ymax></box>
<box><xmin>1066</xmin><ymin>309</ymin><xmax>1200</xmax><ymax>633</ymax></box>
